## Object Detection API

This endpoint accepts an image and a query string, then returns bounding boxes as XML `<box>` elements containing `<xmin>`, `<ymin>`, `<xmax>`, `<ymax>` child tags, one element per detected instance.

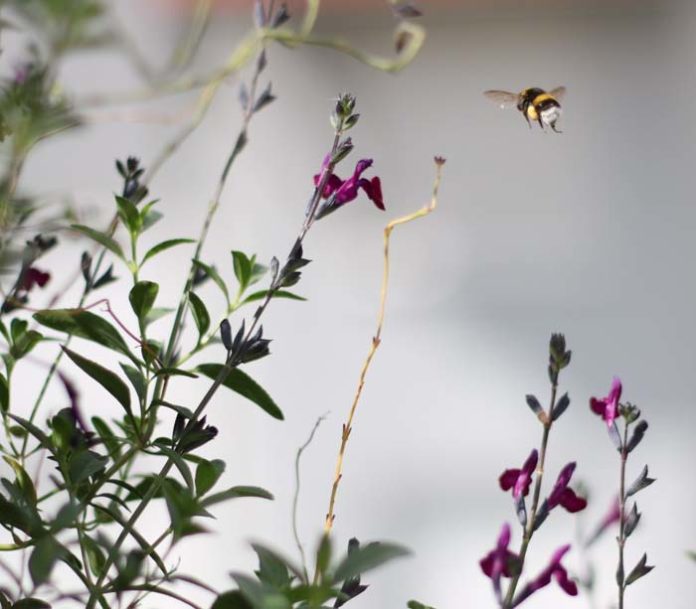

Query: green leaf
<box><xmin>188</xmin><ymin>292</ymin><xmax>210</xmax><ymax>341</ymax></box>
<box><xmin>200</xmin><ymin>485</ymin><xmax>273</xmax><ymax>508</ymax></box>
<box><xmin>197</xmin><ymin>364</ymin><xmax>283</xmax><ymax>420</ymax></box>
<box><xmin>192</xmin><ymin>259</ymin><xmax>229</xmax><ymax>304</ymax></box>
<box><xmin>241</xmin><ymin>290</ymin><xmax>306</xmax><ymax>305</ymax></box>
<box><xmin>195</xmin><ymin>459</ymin><xmax>225</xmax><ymax>497</ymax></box>
<box><xmin>71</xmin><ymin>224</ymin><xmax>124</xmax><ymax>259</ymax></box>
<box><xmin>115</xmin><ymin>196</ymin><xmax>141</xmax><ymax>234</ymax></box>
<box><xmin>28</xmin><ymin>536</ymin><xmax>63</xmax><ymax>586</ymax></box>
<box><xmin>8</xmin><ymin>415</ymin><xmax>52</xmax><ymax>452</ymax></box>
<box><xmin>129</xmin><ymin>281</ymin><xmax>158</xmax><ymax>320</ymax></box>
<box><xmin>120</xmin><ymin>364</ymin><xmax>146</xmax><ymax>403</ymax></box>
<box><xmin>3</xmin><ymin>457</ymin><xmax>37</xmax><ymax>506</ymax></box>
<box><xmin>63</xmin><ymin>347</ymin><xmax>131</xmax><ymax>413</ymax></box>
<box><xmin>137</xmin><ymin>199</ymin><xmax>162</xmax><ymax>231</ymax></box>
<box><xmin>141</xmin><ymin>238</ymin><xmax>195</xmax><ymax>266</ymax></box>
<box><xmin>11</xmin><ymin>599</ymin><xmax>52</xmax><ymax>609</ymax></box>
<box><xmin>83</xmin><ymin>535</ymin><xmax>106</xmax><ymax>577</ymax></box>
<box><xmin>211</xmin><ymin>591</ymin><xmax>253</xmax><ymax>609</ymax></box>
<box><xmin>68</xmin><ymin>450</ymin><xmax>108</xmax><ymax>484</ymax></box>
<box><xmin>33</xmin><ymin>309</ymin><xmax>133</xmax><ymax>359</ymax></box>
<box><xmin>232</xmin><ymin>251</ymin><xmax>252</xmax><ymax>290</ymax></box>
<box><xmin>157</xmin><ymin>446</ymin><xmax>195</xmax><ymax>492</ymax></box>
<box><xmin>625</xmin><ymin>553</ymin><xmax>654</xmax><ymax>585</ymax></box>
<box><xmin>408</xmin><ymin>601</ymin><xmax>436</xmax><ymax>609</ymax></box>
<box><xmin>333</xmin><ymin>541</ymin><xmax>410</xmax><ymax>583</ymax></box>
<box><xmin>144</xmin><ymin>307</ymin><xmax>173</xmax><ymax>328</ymax></box>
<box><xmin>0</xmin><ymin>373</ymin><xmax>8</xmax><ymax>413</ymax></box>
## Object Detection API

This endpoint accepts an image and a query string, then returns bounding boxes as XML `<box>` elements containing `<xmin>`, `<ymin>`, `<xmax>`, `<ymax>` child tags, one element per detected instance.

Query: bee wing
<box><xmin>548</xmin><ymin>86</ymin><xmax>566</xmax><ymax>101</ymax></box>
<box><xmin>483</xmin><ymin>90</ymin><xmax>518</xmax><ymax>109</ymax></box>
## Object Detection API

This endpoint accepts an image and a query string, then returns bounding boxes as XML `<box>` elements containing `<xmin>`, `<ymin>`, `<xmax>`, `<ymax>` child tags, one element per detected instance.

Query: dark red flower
<box><xmin>499</xmin><ymin>449</ymin><xmax>538</xmax><ymax>499</ymax></box>
<box><xmin>513</xmin><ymin>545</ymin><xmax>578</xmax><ymax>606</ymax></box>
<box><xmin>21</xmin><ymin>267</ymin><xmax>51</xmax><ymax>292</ymax></box>
<box><xmin>547</xmin><ymin>462</ymin><xmax>587</xmax><ymax>513</ymax></box>
<box><xmin>590</xmin><ymin>377</ymin><xmax>622</xmax><ymax>428</ymax></box>
<box><xmin>480</xmin><ymin>523</ymin><xmax>520</xmax><ymax>603</ymax></box>
<box><xmin>314</xmin><ymin>158</ymin><xmax>385</xmax><ymax>215</ymax></box>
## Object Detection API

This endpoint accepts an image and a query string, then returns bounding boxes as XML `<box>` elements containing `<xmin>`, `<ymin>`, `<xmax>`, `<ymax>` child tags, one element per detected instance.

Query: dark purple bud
<box><xmin>552</xmin><ymin>393</ymin><xmax>570</xmax><ymax>421</ymax></box>
<box><xmin>626</xmin><ymin>465</ymin><xmax>655</xmax><ymax>498</ymax></box>
<box><xmin>220</xmin><ymin>320</ymin><xmax>233</xmax><ymax>351</ymax></box>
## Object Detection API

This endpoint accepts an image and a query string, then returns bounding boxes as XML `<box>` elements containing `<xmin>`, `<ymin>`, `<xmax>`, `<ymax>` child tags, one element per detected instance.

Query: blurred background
<box><xmin>4</xmin><ymin>0</ymin><xmax>696</xmax><ymax>607</ymax></box>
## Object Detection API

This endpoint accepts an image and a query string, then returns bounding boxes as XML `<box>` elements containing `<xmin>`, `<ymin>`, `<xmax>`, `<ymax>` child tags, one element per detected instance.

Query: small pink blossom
<box><xmin>499</xmin><ymin>449</ymin><xmax>538</xmax><ymax>499</ymax></box>
<box><xmin>547</xmin><ymin>462</ymin><xmax>587</xmax><ymax>513</ymax></box>
<box><xmin>590</xmin><ymin>377</ymin><xmax>622</xmax><ymax>427</ymax></box>
<box><xmin>314</xmin><ymin>158</ymin><xmax>385</xmax><ymax>212</ymax></box>
<box><xmin>513</xmin><ymin>545</ymin><xmax>578</xmax><ymax>606</ymax></box>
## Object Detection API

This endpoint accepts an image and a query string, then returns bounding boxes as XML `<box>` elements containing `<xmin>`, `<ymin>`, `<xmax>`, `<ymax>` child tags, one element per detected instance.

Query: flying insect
<box><xmin>484</xmin><ymin>87</ymin><xmax>566</xmax><ymax>132</ymax></box>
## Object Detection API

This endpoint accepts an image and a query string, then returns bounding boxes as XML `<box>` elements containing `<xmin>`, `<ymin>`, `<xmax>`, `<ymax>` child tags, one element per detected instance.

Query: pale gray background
<box><xmin>4</xmin><ymin>0</ymin><xmax>696</xmax><ymax>607</ymax></box>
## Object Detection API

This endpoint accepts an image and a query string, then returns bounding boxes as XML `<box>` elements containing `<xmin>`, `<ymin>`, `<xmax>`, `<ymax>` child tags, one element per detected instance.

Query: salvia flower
<box><xmin>546</xmin><ymin>462</ymin><xmax>587</xmax><ymax>513</ymax></box>
<box><xmin>499</xmin><ymin>449</ymin><xmax>538</xmax><ymax>499</ymax></box>
<box><xmin>21</xmin><ymin>267</ymin><xmax>50</xmax><ymax>291</ymax></box>
<box><xmin>314</xmin><ymin>158</ymin><xmax>385</xmax><ymax>219</ymax></box>
<box><xmin>480</xmin><ymin>523</ymin><xmax>520</xmax><ymax>603</ymax></box>
<box><xmin>586</xmin><ymin>496</ymin><xmax>621</xmax><ymax>546</ymax></box>
<box><xmin>513</xmin><ymin>545</ymin><xmax>578</xmax><ymax>606</ymax></box>
<box><xmin>590</xmin><ymin>376</ymin><xmax>622</xmax><ymax>428</ymax></box>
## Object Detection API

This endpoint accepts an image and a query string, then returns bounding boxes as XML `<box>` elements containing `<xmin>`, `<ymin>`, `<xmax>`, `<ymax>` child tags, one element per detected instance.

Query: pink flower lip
<box><xmin>590</xmin><ymin>376</ymin><xmax>622</xmax><ymax>427</ymax></box>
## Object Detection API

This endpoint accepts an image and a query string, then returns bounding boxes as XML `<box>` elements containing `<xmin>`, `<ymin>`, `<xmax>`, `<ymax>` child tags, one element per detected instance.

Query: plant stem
<box><xmin>618</xmin><ymin>422</ymin><xmax>629</xmax><ymax>609</ymax></box>
<box><xmin>85</xmin><ymin>122</ymin><xmax>344</xmax><ymax>609</ymax></box>
<box><xmin>503</xmin><ymin>382</ymin><xmax>558</xmax><ymax>608</ymax></box>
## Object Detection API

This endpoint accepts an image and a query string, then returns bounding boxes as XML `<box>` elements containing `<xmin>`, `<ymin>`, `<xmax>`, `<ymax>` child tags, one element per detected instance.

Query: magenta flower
<box><xmin>480</xmin><ymin>523</ymin><xmax>520</xmax><ymax>602</ymax></box>
<box><xmin>314</xmin><ymin>158</ymin><xmax>385</xmax><ymax>214</ymax></box>
<box><xmin>21</xmin><ymin>267</ymin><xmax>50</xmax><ymax>292</ymax></box>
<box><xmin>513</xmin><ymin>545</ymin><xmax>578</xmax><ymax>606</ymax></box>
<box><xmin>586</xmin><ymin>496</ymin><xmax>621</xmax><ymax>545</ymax></box>
<box><xmin>547</xmin><ymin>462</ymin><xmax>587</xmax><ymax>513</ymax></box>
<box><xmin>590</xmin><ymin>376</ymin><xmax>622</xmax><ymax>427</ymax></box>
<box><xmin>499</xmin><ymin>449</ymin><xmax>538</xmax><ymax>499</ymax></box>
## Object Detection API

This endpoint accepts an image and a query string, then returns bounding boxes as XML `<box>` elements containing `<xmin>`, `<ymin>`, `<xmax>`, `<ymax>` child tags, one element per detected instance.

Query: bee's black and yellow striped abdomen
<box><xmin>517</xmin><ymin>87</ymin><xmax>562</xmax><ymax>129</ymax></box>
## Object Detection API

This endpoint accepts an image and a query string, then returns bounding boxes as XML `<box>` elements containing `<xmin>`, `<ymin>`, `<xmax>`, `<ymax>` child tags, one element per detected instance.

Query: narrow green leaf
<box><xmin>115</xmin><ymin>196</ymin><xmax>141</xmax><ymax>234</ymax></box>
<box><xmin>12</xmin><ymin>600</ymin><xmax>52</xmax><ymax>609</ymax></box>
<box><xmin>197</xmin><ymin>363</ymin><xmax>283</xmax><ymax>420</ymax></box>
<box><xmin>71</xmin><ymin>224</ymin><xmax>124</xmax><ymax>259</ymax></box>
<box><xmin>333</xmin><ymin>542</ymin><xmax>410</xmax><ymax>583</ymax></box>
<box><xmin>8</xmin><ymin>415</ymin><xmax>52</xmax><ymax>451</ymax></box>
<box><xmin>141</xmin><ymin>238</ymin><xmax>195</xmax><ymax>266</ymax></box>
<box><xmin>3</xmin><ymin>457</ymin><xmax>37</xmax><ymax>506</ymax></box>
<box><xmin>192</xmin><ymin>259</ymin><xmax>229</xmax><ymax>304</ymax></box>
<box><xmin>33</xmin><ymin>309</ymin><xmax>132</xmax><ymax>359</ymax></box>
<box><xmin>232</xmin><ymin>251</ymin><xmax>252</xmax><ymax>290</ymax></box>
<box><xmin>241</xmin><ymin>289</ymin><xmax>306</xmax><ymax>305</ymax></box>
<box><xmin>195</xmin><ymin>459</ymin><xmax>226</xmax><ymax>497</ymax></box>
<box><xmin>120</xmin><ymin>364</ymin><xmax>146</xmax><ymax>402</ymax></box>
<box><xmin>188</xmin><ymin>292</ymin><xmax>210</xmax><ymax>340</ymax></box>
<box><xmin>62</xmin><ymin>348</ymin><xmax>131</xmax><ymax>413</ymax></box>
<box><xmin>129</xmin><ymin>281</ymin><xmax>158</xmax><ymax>320</ymax></box>
<box><xmin>82</xmin><ymin>535</ymin><xmax>106</xmax><ymax>577</ymax></box>
<box><xmin>157</xmin><ymin>446</ymin><xmax>195</xmax><ymax>492</ymax></box>
<box><xmin>29</xmin><ymin>536</ymin><xmax>63</xmax><ymax>586</ymax></box>
<box><xmin>201</xmin><ymin>485</ymin><xmax>273</xmax><ymax>508</ymax></box>
<box><xmin>68</xmin><ymin>450</ymin><xmax>108</xmax><ymax>484</ymax></box>
<box><xmin>144</xmin><ymin>307</ymin><xmax>173</xmax><ymax>328</ymax></box>
<box><xmin>0</xmin><ymin>373</ymin><xmax>8</xmax><ymax>413</ymax></box>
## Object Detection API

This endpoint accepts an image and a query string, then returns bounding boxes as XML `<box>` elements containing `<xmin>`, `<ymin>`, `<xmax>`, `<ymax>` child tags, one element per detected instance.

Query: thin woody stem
<box><xmin>86</xmin><ymin>122</ymin><xmax>345</xmax><ymax>609</ymax></box>
<box><xmin>503</xmin><ymin>382</ymin><xmax>558</xmax><ymax>607</ymax></box>
<box><xmin>618</xmin><ymin>422</ymin><xmax>629</xmax><ymax>609</ymax></box>
<box><xmin>320</xmin><ymin>158</ymin><xmax>445</xmax><ymax>545</ymax></box>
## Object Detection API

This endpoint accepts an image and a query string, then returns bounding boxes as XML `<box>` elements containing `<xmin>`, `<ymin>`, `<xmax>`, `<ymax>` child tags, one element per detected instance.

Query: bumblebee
<box><xmin>484</xmin><ymin>87</ymin><xmax>566</xmax><ymax>132</ymax></box>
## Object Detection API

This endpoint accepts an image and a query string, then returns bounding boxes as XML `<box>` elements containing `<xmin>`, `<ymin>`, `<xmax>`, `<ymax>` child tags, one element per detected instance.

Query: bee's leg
<box><xmin>524</xmin><ymin>115</ymin><xmax>532</xmax><ymax>129</ymax></box>
<box><xmin>551</xmin><ymin>122</ymin><xmax>563</xmax><ymax>134</ymax></box>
